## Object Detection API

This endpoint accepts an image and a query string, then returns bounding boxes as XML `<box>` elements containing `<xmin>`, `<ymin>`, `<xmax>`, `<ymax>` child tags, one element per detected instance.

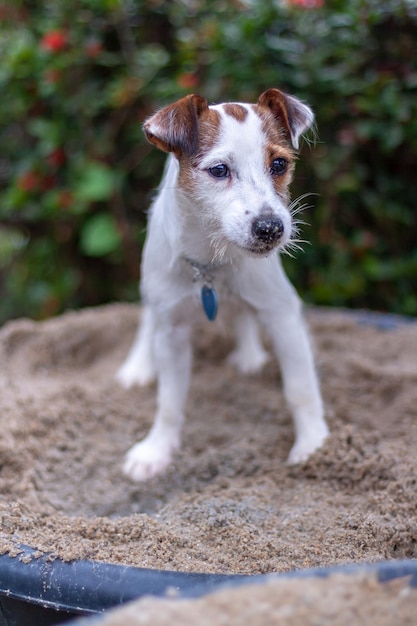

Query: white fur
<box><xmin>196</xmin><ymin>106</ymin><xmax>293</xmax><ymax>258</ymax></box>
<box><xmin>116</xmin><ymin>95</ymin><xmax>328</xmax><ymax>481</ymax></box>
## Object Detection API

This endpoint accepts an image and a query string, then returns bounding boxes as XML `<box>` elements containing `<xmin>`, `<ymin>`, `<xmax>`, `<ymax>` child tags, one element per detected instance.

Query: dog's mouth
<box><xmin>240</xmin><ymin>240</ymin><xmax>282</xmax><ymax>257</ymax></box>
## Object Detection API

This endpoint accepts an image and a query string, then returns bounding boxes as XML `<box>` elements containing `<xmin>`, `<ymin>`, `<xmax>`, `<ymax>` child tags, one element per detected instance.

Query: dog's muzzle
<box><xmin>251</xmin><ymin>216</ymin><xmax>284</xmax><ymax>246</ymax></box>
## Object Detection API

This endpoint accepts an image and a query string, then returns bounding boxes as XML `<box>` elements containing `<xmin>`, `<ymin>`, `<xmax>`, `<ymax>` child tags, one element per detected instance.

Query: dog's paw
<box><xmin>123</xmin><ymin>437</ymin><xmax>178</xmax><ymax>482</ymax></box>
<box><xmin>115</xmin><ymin>360</ymin><xmax>156</xmax><ymax>389</ymax></box>
<box><xmin>286</xmin><ymin>423</ymin><xmax>329</xmax><ymax>465</ymax></box>
<box><xmin>227</xmin><ymin>346</ymin><xmax>269</xmax><ymax>375</ymax></box>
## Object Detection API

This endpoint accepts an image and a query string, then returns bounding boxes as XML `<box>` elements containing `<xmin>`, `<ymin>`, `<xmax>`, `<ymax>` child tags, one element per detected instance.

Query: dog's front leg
<box><xmin>123</xmin><ymin>316</ymin><xmax>192</xmax><ymax>481</ymax></box>
<box><xmin>258</xmin><ymin>293</ymin><xmax>328</xmax><ymax>464</ymax></box>
<box><xmin>240</xmin><ymin>256</ymin><xmax>329</xmax><ymax>464</ymax></box>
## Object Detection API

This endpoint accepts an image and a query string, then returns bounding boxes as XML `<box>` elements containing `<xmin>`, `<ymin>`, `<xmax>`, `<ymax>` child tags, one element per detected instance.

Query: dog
<box><xmin>116</xmin><ymin>88</ymin><xmax>329</xmax><ymax>482</ymax></box>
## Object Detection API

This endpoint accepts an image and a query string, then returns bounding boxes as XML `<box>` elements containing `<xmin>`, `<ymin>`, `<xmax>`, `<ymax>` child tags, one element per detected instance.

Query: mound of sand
<box><xmin>0</xmin><ymin>304</ymin><xmax>416</xmax><ymax>574</ymax></box>
<box><xmin>77</xmin><ymin>571</ymin><xmax>417</xmax><ymax>626</ymax></box>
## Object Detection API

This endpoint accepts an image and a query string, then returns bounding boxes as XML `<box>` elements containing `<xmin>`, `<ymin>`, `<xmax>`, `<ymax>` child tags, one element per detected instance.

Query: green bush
<box><xmin>0</xmin><ymin>0</ymin><xmax>416</xmax><ymax>322</ymax></box>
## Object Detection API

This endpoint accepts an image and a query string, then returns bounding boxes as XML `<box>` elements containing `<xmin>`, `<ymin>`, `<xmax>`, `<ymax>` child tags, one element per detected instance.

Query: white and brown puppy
<box><xmin>117</xmin><ymin>89</ymin><xmax>328</xmax><ymax>481</ymax></box>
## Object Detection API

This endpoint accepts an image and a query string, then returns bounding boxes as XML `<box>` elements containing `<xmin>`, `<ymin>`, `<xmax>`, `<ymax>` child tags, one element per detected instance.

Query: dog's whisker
<box><xmin>289</xmin><ymin>191</ymin><xmax>317</xmax><ymax>205</ymax></box>
<box><xmin>291</xmin><ymin>205</ymin><xmax>313</xmax><ymax>218</ymax></box>
<box><xmin>289</xmin><ymin>237</ymin><xmax>310</xmax><ymax>248</ymax></box>
<box><xmin>281</xmin><ymin>237</ymin><xmax>310</xmax><ymax>258</ymax></box>
<box><xmin>292</xmin><ymin>219</ymin><xmax>309</xmax><ymax>231</ymax></box>
<box><xmin>288</xmin><ymin>192</ymin><xmax>317</xmax><ymax>214</ymax></box>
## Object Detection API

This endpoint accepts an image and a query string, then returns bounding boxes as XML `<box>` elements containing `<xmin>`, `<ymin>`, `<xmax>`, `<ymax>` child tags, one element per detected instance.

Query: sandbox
<box><xmin>0</xmin><ymin>304</ymin><xmax>416</xmax><ymax>623</ymax></box>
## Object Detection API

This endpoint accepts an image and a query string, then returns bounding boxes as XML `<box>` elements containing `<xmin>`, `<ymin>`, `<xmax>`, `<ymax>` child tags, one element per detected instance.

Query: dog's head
<box><xmin>143</xmin><ymin>89</ymin><xmax>314</xmax><ymax>258</ymax></box>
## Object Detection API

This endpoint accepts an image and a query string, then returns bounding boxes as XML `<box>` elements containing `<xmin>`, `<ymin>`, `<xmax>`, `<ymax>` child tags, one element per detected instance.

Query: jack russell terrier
<box><xmin>117</xmin><ymin>88</ymin><xmax>329</xmax><ymax>482</ymax></box>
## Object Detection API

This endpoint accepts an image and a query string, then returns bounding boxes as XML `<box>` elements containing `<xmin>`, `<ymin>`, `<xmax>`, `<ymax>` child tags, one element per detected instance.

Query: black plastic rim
<box><xmin>66</xmin><ymin>559</ymin><xmax>417</xmax><ymax>625</ymax></box>
<box><xmin>1</xmin><ymin>546</ymin><xmax>417</xmax><ymax>617</ymax></box>
<box><xmin>0</xmin><ymin>544</ymin><xmax>248</xmax><ymax>616</ymax></box>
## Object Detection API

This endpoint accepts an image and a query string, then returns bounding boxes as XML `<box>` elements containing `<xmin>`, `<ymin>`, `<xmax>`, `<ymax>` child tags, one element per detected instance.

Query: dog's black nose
<box><xmin>251</xmin><ymin>216</ymin><xmax>284</xmax><ymax>244</ymax></box>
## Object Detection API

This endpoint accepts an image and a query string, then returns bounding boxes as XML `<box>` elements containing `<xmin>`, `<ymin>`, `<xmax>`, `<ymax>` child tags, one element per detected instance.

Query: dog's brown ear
<box><xmin>143</xmin><ymin>94</ymin><xmax>209</xmax><ymax>156</ymax></box>
<box><xmin>258</xmin><ymin>88</ymin><xmax>314</xmax><ymax>150</ymax></box>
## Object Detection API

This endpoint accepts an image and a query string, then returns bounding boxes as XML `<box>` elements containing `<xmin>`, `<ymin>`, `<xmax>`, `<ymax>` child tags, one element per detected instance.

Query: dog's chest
<box><xmin>181</xmin><ymin>256</ymin><xmax>243</xmax><ymax>322</ymax></box>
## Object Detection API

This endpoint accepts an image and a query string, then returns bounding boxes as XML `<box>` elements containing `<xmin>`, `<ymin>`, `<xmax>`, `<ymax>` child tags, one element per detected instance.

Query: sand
<box><xmin>0</xmin><ymin>303</ymin><xmax>416</xmax><ymax>576</ymax></box>
<box><xmin>74</xmin><ymin>571</ymin><xmax>417</xmax><ymax>626</ymax></box>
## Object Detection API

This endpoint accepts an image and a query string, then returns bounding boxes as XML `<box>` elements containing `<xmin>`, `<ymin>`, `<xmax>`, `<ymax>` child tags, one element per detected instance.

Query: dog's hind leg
<box><xmin>123</xmin><ymin>316</ymin><xmax>192</xmax><ymax>481</ymax></box>
<box><xmin>115</xmin><ymin>306</ymin><xmax>156</xmax><ymax>388</ymax></box>
<box><xmin>227</xmin><ymin>309</ymin><xmax>269</xmax><ymax>374</ymax></box>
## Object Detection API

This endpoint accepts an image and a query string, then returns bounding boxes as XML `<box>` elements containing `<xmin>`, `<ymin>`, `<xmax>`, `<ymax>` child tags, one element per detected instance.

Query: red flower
<box><xmin>47</xmin><ymin>148</ymin><xmax>66</xmax><ymax>169</ymax></box>
<box><xmin>40</xmin><ymin>30</ymin><xmax>68</xmax><ymax>53</ymax></box>
<box><xmin>16</xmin><ymin>171</ymin><xmax>41</xmax><ymax>193</ymax></box>
<box><xmin>177</xmin><ymin>73</ymin><xmax>200</xmax><ymax>90</ymax></box>
<box><xmin>286</xmin><ymin>0</ymin><xmax>324</xmax><ymax>7</ymax></box>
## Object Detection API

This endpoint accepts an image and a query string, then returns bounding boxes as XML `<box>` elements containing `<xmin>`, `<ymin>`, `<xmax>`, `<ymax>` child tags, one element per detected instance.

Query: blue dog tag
<box><xmin>201</xmin><ymin>285</ymin><xmax>218</xmax><ymax>321</ymax></box>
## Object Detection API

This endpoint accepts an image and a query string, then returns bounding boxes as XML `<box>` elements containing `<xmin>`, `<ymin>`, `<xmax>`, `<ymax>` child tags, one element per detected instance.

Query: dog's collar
<box><xmin>183</xmin><ymin>256</ymin><xmax>221</xmax><ymax>322</ymax></box>
<box><xmin>183</xmin><ymin>256</ymin><xmax>222</xmax><ymax>285</ymax></box>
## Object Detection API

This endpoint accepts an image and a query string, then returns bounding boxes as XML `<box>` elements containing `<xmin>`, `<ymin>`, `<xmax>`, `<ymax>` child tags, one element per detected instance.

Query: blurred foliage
<box><xmin>0</xmin><ymin>0</ymin><xmax>416</xmax><ymax>322</ymax></box>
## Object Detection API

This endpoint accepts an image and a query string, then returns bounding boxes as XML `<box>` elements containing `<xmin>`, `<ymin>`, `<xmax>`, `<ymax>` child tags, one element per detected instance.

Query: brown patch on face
<box><xmin>178</xmin><ymin>107</ymin><xmax>222</xmax><ymax>189</ymax></box>
<box><xmin>222</xmin><ymin>103</ymin><xmax>249</xmax><ymax>123</ymax></box>
<box><xmin>253</xmin><ymin>106</ymin><xmax>292</xmax><ymax>149</ymax></box>
<box><xmin>195</xmin><ymin>108</ymin><xmax>222</xmax><ymax>159</ymax></box>
<box><xmin>257</xmin><ymin>107</ymin><xmax>297</xmax><ymax>200</ymax></box>
<box><xmin>267</xmin><ymin>143</ymin><xmax>296</xmax><ymax>200</ymax></box>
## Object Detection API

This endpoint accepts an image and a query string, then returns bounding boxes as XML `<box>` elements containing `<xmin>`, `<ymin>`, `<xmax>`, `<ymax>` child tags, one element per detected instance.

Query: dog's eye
<box><xmin>270</xmin><ymin>158</ymin><xmax>288</xmax><ymax>176</ymax></box>
<box><xmin>208</xmin><ymin>164</ymin><xmax>230</xmax><ymax>178</ymax></box>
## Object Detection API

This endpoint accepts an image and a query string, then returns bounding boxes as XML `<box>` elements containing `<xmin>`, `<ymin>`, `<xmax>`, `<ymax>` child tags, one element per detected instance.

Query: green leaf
<box><xmin>80</xmin><ymin>213</ymin><xmax>121</xmax><ymax>257</ymax></box>
<box><xmin>75</xmin><ymin>162</ymin><xmax>116</xmax><ymax>202</ymax></box>
<box><xmin>0</xmin><ymin>226</ymin><xmax>27</xmax><ymax>268</ymax></box>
